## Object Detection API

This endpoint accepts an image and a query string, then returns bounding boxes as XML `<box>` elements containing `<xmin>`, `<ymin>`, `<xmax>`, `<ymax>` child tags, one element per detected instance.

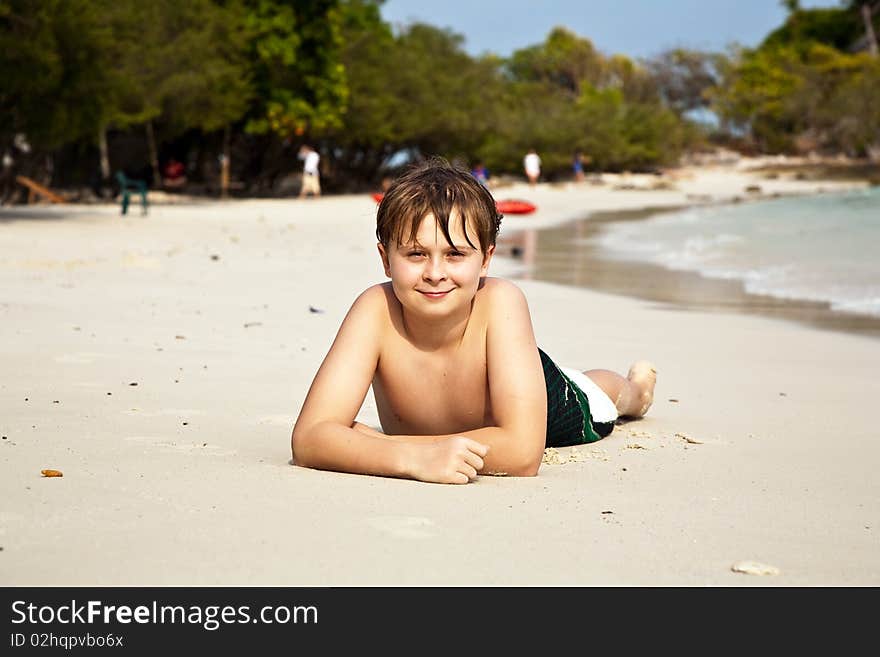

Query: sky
<box><xmin>380</xmin><ymin>0</ymin><xmax>843</xmax><ymax>60</ymax></box>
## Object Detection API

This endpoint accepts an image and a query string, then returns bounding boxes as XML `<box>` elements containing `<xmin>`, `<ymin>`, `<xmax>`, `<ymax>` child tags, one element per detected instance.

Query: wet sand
<box><xmin>500</xmin><ymin>206</ymin><xmax>880</xmax><ymax>340</ymax></box>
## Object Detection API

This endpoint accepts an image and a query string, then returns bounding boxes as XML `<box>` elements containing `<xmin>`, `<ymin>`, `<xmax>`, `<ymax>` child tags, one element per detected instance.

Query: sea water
<box><xmin>595</xmin><ymin>186</ymin><xmax>880</xmax><ymax>318</ymax></box>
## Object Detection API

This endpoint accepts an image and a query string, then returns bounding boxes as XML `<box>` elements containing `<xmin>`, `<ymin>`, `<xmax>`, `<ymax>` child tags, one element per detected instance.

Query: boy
<box><xmin>291</xmin><ymin>158</ymin><xmax>656</xmax><ymax>484</ymax></box>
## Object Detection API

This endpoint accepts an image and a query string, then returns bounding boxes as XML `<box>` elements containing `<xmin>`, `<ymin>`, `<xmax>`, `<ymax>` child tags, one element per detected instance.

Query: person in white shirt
<box><xmin>523</xmin><ymin>149</ymin><xmax>541</xmax><ymax>186</ymax></box>
<box><xmin>298</xmin><ymin>145</ymin><xmax>321</xmax><ymax>198</ymax></box>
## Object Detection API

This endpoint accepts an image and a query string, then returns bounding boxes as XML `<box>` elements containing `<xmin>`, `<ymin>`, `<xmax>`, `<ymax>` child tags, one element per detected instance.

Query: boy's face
<box><xmin>378</xmin><ymin>211</ymin><xmax>494</xmax><ymax>318</ymax></box>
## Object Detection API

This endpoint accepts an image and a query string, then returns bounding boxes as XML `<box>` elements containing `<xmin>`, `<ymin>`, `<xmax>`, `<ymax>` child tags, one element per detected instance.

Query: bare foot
<box><xmin>626</xmin><ymin>360</ymin><xmax>657</xmax><ymax>417</ymax></box>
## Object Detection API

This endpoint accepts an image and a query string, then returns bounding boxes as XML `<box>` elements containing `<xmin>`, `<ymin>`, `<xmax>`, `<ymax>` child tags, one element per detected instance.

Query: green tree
<box><xmin>333</xmin><ymin>14</ymin><xmax>505</xmax><ymax>181</ymax></box>
<box><xmin>138</xmin><ymin>1</ymin><xmax>253</xmax><ymax>136</ymax></box>
<box><xmin>825</xmin><ymin>54</ymin><xmax>880</xmax><ymax>155</ymax></box>
<box><xmin>709</xmin><ymin>45</ymin><xmax>805</xmax><ymax>151</ymax></box>
<box><xmin>645</xmin><ymin>48</ymin><xmax>726</xmax><ymax>116</ymax></box>
<box><xmin>243</xmin><ymin>0</ymin><xmax>348</xmax><ymax>138</ymax></box>
<box><xmin>101</xmin><ymin>0</ymin><xmax>253</xmax><ymax>181</ymax></box>
<box><xmin>763</xmin><ymin>4</ymin><xmax>862</xmax><ymax>53</ymax></box>
<box><xmin>492</xmin><ymin>28</ymin><xmax>687</xmax><ymax>174</ymax></box>
<box><xmin>382</xmin><ymin>24</ymin><xmax>503</xmax><ymax>154</ymax></box>
<box><xmin>0</xmin><ymin>0</ymin><xmax>124</xmax><ymax>151</ymax></box>
<box><xmin>506</xmin><ymin>27</ymin><xmax>606</xmax><ymax>97</ymax></box>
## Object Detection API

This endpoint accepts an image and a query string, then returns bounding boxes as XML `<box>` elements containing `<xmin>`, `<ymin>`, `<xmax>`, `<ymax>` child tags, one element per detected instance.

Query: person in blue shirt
<box><xmin>471</xmin><ymin>161</ymin><xmax>490</xmax><ymax>188</ymax></box>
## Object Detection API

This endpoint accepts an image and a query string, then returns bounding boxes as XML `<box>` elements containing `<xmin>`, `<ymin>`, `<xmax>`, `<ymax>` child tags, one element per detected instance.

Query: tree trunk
<box><xmin>220</xmin><ymin>125</ymin><xmax>230</xmax><ymax>198</ymax></box>
<box><xmin>863</xmin><ymin>3</ymin><xmax>879</xmax><ymax>57</ymax></box>
<box><xmin>98</xmin><ymin>126</ymin><xmax>110</xmax><ymax>181</ymax></box>
<box><xmin>146</xmin><ymin>121</ymin><xmax>160</xmax><ymax>188</ymax></box>
<box><xmin>863</xmin><ymin>5</ymin><xmax>880</xmax><ymax>161</ymax></box>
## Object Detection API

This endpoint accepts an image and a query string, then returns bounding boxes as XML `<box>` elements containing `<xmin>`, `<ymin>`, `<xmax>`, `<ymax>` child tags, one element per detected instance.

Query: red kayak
<box><xmin>373</xmin><ymin>193</ymin><xmax>536</xmax><ymax>215</ymax></box>
<box><xmin>495</xmin><ymin>199</ymin><xmax>536</xmax><ymax>215</ymax></box>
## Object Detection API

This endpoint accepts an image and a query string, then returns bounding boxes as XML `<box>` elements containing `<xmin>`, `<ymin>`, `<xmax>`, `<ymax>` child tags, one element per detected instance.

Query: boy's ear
<box><xmin>480</xmin><ymin>244</ymin><xmax>495</xmax><ymax>276</ymax></box>
<box><xmin>377</xmin><ymin>243</ymin><xmax>391</xmax><ymax>278</ymax></box>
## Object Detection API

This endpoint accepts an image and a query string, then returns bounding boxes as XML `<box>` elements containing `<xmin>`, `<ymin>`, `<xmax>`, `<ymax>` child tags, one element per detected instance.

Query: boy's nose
<box><xmin>422</xmin><ymin>257</ymin><xmax>447</xmax><ymax>282</ymax></box>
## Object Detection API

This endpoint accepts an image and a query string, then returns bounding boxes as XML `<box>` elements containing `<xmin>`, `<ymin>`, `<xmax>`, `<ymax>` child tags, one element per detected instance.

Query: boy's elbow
<box><xmin>491</xmin><ymin>443</ymin><xmax>543</xmax><ymax>477</ymax></box>
<box><xmin>290</xmin><ymin>426</ymin><xmax>314</xmax><ymax>468</ymax></box>
<box><xmin>504</xmin><ymin>460</ymin><xmax>541</xmax><ymax>477</ymax></box>
<box><xmin>290</xmin><ymin>430</ymin><xmax>300</xmax><ymax>466</ymax></box>
<box><xmin>511</xmin><ymin>432</ymin><xmax>545</xmax><ymax>476</ymax></box>
<box><xmin>291</xmin><ymin>420</ymin><xmax>347</xmax><ymax>469</ymax></box>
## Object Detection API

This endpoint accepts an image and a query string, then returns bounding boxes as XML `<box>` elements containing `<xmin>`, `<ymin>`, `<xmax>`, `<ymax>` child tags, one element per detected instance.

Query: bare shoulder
<box><xmin>479</xmin><ymin>276</ymin><xmax>526</xmax><ymax>297</ymax></box>
<box><xmin>331</xmin><ymin>284</ymin><xmax>393</xmax><ymax>349</ymax></box>
<box><xmin>477</xmin><ymin>277</ymin><xmax>530</xmax><ymax>313</ymax></box>
<box><xmin>353</xmin><ymin>282</ymin><xmax>389</xmax><ymax>306</ymax></box>
<box><xmin>348</xmin><ymin>283</ymin><xmax>394</xmax><ymax>320</ymax></box>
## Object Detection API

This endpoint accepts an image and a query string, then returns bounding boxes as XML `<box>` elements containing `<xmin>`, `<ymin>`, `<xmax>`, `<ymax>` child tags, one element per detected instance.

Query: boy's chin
<box><xmin>401</xmin><ymin>291</ymin><xmax>469</xmax><ymax>313</ymax></box>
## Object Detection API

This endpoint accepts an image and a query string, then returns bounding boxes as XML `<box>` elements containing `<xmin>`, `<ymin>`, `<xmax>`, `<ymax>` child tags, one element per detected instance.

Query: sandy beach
<box><xmin>1</xmin><ymin>161</ymin><xmax>878</xmax><ymax>586</ymax></box>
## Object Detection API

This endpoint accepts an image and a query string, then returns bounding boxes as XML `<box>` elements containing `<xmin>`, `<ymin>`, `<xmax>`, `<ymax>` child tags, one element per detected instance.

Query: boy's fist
<box><xmin>409</xmin><ymin>437</ymin><xmax>489</xmax><ymax>484</ymax></box>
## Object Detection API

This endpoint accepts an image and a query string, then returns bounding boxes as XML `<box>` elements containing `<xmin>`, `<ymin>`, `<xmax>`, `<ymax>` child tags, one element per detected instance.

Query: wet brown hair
<box><xmin>376</xmin><ymin>156</ymin><xmax>502</xmax><ymax>252</ymax></box>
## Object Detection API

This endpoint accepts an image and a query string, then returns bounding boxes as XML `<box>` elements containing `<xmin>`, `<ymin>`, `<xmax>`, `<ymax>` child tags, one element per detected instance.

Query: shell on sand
<box><xmin>731</xmin><ymin>560</ymin><xmax>780</xmax><ymax>576</ymax></box>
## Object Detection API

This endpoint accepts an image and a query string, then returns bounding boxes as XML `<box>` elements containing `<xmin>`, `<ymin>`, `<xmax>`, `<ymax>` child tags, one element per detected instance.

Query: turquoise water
<box><xmin>594</xmin><ymin>187</ymin><xmax>880</xmax><ymax>318</ymax></box>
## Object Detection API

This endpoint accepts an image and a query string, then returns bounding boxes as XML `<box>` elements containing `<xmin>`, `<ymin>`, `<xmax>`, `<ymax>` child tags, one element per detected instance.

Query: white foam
<box><xmin>594</xmin><ymin>188</ymin><xmax>880</xmax><ymax>318</ymax></box>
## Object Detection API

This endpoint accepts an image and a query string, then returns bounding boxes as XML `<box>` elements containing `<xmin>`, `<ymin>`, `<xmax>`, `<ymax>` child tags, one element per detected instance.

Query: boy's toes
<box><xmin>627</xmin><ymin>360</ymin><xmax>657</xmax><ymax>383</ymax></box>
<box><xmin>627</xmin><ymin>360</ymin><xmax>657</xmax><ymax>417</ymax></box>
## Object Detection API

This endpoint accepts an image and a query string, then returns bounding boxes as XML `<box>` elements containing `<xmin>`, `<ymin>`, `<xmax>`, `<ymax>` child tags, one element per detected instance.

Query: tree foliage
<box><xmin>711</xmin><ymin>3</ymin><xmax>880</xmax><ymax>155</ymax></box>
<box><xmin>0</xmin><ymin>0</ymin><xmax>123</xmax><ymax>148</ymax></box>
<box><xmin>7</xmin><ymin>0</ymin><xmax>876</xmax><ymax>196</ymax></box>
<box><xmin>645</xmin><ymin>49</ymin><xmax>724</xmax><ymax>115</ymax></box>
<box><xmin>243</xmin><ymin>0</ymin><xmax>348</xmax><ymax>137</ymax></box>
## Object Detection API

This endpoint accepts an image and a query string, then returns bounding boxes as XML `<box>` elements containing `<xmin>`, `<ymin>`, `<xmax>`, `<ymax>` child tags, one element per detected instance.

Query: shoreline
<box><xmin>498</xmin><ymin>203</ymin><xmax>880</xmax><ymax>341</ymax></box>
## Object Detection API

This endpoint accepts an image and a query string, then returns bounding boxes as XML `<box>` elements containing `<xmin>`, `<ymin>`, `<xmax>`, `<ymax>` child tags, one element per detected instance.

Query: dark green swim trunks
<box><xmin>540</xmin><ymin>348</ymin><xmax>613</xmax><ymax>447</ymax></box>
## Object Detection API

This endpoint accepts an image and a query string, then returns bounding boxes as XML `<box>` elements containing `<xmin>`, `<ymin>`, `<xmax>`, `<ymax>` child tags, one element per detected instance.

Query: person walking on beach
<box><xmin>524</xmin><ymin>148</ymin><xmax>541</xmax><ymax>186</ymax></box>
<box><xmin>572</xmin><ymin>151</ymin><xmax>586</xmax><ymax>182</ymax></box>
<box><xmin>291</xmin><ymin>157</ymin><xmax>657</xmax><ymax>484</ymax></box>
<box><xmin>471</xmin><ymin>161</ymin><xmax>490</xmax><ymax>188</ymax></box>
<box><xmin>298</xmin><ymin>144</ymin><xmax>321</xmax><ymax>198</ymax></box>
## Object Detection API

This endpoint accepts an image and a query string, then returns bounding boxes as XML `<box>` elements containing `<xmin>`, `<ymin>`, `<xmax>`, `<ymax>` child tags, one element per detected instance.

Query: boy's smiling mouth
<box><xmin>417</xmin><ymin>289</ymin><xmax>453</xmax><ymax>298</ymax></box>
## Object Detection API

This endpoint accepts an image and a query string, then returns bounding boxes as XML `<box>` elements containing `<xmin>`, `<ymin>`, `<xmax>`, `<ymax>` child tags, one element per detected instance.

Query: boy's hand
<box><xmin>407</xmin><ymin>437</ymin><xmax>489</xmax><ymax>485</ymax></box>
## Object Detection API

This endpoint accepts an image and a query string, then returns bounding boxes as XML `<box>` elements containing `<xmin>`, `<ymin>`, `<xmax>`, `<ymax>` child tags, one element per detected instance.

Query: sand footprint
<box><xmin>123</xmin><ymin>436</ymin><xmax>166</xmax><ymax>443</ymax></box>
<box><xmin>365</xmin><ymin>516</ymin><xmax>438</xmax><ymax>540</ymax></box>
<box><xmin>121</xmin><ymin>253</ymin><xmax>161</xmax><ymax>269</ymax></box>
<box><xmin>155</xmin><ymin>442</ymin><xmax>238</xmax><ymax>456</ymax></box>
<box><xmin>122</xmin><ymin>408</ymin><xmax>207</xmax><ymax>417</ymax></box>
<box><xmin>256</xmin><ymin>414</ymin><xmax>293</xmax><ymax>426</ymax></box>
<box><xmin>123</xmin><ymin>435</ymin><xmax>237</xmax><ymax>456</ymax></box>
<box><xmin>55</xmin><ymin>352</ymin><xmax>109</xmax><ymax>364</ymax></box>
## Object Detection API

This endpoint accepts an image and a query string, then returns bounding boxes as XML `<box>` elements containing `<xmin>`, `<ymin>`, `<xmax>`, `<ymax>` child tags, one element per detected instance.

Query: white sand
<box><xmin>1</xmin><ymin>165</ymin><xmax>877</xmax><ymax>586</ymax></box>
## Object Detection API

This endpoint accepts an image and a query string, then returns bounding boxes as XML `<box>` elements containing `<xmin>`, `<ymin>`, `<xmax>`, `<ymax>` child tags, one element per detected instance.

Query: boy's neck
<box><xmin>400</xmin><ymin>304</ymin><xmax>473</xmax><ymax>352</ymax></box>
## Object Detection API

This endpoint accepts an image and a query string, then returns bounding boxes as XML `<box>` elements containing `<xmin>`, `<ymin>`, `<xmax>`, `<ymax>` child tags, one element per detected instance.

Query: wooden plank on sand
<box><xmin>15</xmin><ymin>175</ymin><xmax>66</xmax><ymax>204</ymax></box>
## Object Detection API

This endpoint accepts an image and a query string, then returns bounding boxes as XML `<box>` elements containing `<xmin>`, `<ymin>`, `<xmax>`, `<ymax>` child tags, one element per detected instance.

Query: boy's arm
<box><xmin>433</xmin><ymin>280</ymin><xmax>546</xmax><ymax>476</ymax></box>
<box><xmin>291</xmin><ymin>286</ymin><xmax>405</xmax><ymax>477</ymax></box>
<box><xmin>474</xmin><ymin>280</ymin><xmax>546</xmax><ymax>475</ymax></box>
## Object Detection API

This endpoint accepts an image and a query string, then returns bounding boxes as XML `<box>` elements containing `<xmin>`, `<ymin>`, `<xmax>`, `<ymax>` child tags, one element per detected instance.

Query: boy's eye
<box><xmin>406</xmin><ymin>251</ymin><xmax>424</xmax><ymax>258</ymax></box>
<box><xmin>448</xmin><ymin>251</ymin><xmax>465</xmax><ymax>258</ymax></box>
